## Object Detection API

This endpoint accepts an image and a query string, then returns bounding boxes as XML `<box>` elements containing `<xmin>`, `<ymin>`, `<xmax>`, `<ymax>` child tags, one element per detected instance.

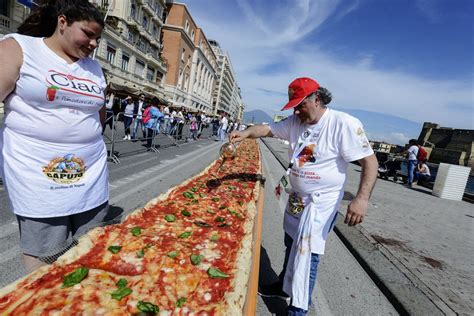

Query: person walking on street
<box><xmin>121</xmin><ymin>96</ymin><xmax>135</xmax><ymax>140</ymax></box>
<box><xmin>0</xmin><ymin>0</ymin><xmax>111</xmax><ymax>271</ymax></box>
<box><xmin>230</xmin><ymin>77</ymin><xmax>378</xmax><ymax>315</ymax></box>
<box><xmin>403</xmin><ymin>139</ymin><xmax>419</xmax><ymax>188</ymax></box>
<box><xmin>142</xmin><ymin>98</ymin><xmax>163</xmax><ymax>149</ymax></box>
<box><xmin>131</xmin><ymin>93</ymin><xmax>146</xmax><ymax>140</ymax></box>
<box><xmin>218</xmin><ymin>112</ymin><xmax>228</xmax><ymax>141</ymax></box>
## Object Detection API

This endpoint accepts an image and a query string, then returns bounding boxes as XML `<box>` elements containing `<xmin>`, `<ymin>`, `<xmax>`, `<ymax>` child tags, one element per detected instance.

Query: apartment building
<box><xmin>92</xmin><ymin>0</ymin><xmax>168</xmax><ymax>99</ymax></box>
<box><xmin>0</xmin><ymin>1</ymin><xmax>30</xmax><ymax>38</ymax></box>
<box><xmin>161</xmin><ymin>2</ymin><xmax>217</xmax><ymax>114</ymax></box>
<box><xmin>209</xmin><ymin>39</ymin><xmax>244</xmax><ymax>121</ymax></box>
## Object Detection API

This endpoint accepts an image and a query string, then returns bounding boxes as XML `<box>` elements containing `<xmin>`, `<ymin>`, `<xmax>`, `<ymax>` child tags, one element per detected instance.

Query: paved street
<box><xmin>0</xmin><ymin>130</ymin><xmax>397</xmax><ymax>314</ymax></box>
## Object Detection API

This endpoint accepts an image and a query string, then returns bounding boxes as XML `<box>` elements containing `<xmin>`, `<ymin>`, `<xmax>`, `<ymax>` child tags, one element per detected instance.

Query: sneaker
<box><xmin>127</xmin><ymin>135</ymin><xmax>131</xmax><ymax>140</ymax></box>
<box><xmin>122</xmin><ymin>135</ymin><xmax>128</xmax><ymax>140</ymax></box>
<box><xmin>258</xmin><ymin>282</ymin><xmax>290</xmax><ymax>301</ymax></box>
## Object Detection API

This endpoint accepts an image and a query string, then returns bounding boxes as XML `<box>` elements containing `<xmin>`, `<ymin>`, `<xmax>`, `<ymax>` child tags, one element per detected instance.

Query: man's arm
<box><xmin>345</xmin><ymin>154</ymin><xmax>378</xmax><ymax>226</ymax></box>
<box><xmin>229</xmin><ymin>124</ymin><xmax>273</xmax><ymax>143</ymax></box>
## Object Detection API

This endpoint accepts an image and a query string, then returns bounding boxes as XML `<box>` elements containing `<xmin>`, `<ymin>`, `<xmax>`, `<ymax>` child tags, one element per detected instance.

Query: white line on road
<box><xmin>109</xmin><ymin>142</ymin><xmax>221</xmax><ymax>204</ymax></box>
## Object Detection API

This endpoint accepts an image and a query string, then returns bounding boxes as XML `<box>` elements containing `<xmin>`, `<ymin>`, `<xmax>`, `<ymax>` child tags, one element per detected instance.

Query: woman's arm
<box><xmin>0</xmin><ymin>39</ymin><xmax>22</xmax><ymax>102</ymax></box>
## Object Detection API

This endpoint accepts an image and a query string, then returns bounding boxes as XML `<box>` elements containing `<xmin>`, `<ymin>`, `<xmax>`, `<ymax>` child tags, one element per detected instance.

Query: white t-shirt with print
<box><xmin>407</xmin><ymin>145</ymin><xmax>419</xmax><ymax>161</ymax></box>
<box><xmin>0</xmin><ymin>34</ymin><xmax>108</xmax><ymax>218</ymax></box>
<box><xmin>270</xmin><ymin>109</ymin><xmax>373</xmax><ymax>253</ymax></box>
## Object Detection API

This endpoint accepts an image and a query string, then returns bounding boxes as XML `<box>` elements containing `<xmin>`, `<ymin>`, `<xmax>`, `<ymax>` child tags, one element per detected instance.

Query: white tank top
<box><xmin>0</xmin><ymin>34</ymin><xmax>109</xmax><ymax>218</ymax></box>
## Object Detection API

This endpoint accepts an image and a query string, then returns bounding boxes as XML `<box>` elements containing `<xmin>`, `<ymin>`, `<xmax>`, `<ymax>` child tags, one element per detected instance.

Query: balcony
<box><xmin>0</xmin><ymin>14</ymin><xmax>11</xmax><ymax>29</ymax></box>
<box><xmin>143</xmin><ymin>1</ymin><xmax>154</xmax><ymax>15</ymax></box>
<box><xmin>126</xmin><ymin>16</ymin><xmax>138</xmax><ymax>27</ymax></box>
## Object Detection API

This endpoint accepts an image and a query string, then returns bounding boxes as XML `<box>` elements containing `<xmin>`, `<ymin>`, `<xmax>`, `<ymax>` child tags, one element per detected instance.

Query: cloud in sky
<box><xmin>184</xmin><ymin>0</ymin><xmax>473</xmax><ymax>130</ymax></box>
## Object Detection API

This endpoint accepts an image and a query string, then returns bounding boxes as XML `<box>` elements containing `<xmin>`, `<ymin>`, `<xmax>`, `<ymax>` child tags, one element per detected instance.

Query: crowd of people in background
<box><xmin>103</xmin><ymin>92</ymin><xmax>245</xmax><ymax>148</ymax></box>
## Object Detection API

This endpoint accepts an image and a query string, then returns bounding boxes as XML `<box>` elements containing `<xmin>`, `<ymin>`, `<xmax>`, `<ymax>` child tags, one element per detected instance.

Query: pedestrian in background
<box><xmin>414</xmin><ymin>159</ymin><xmax>431</xmax><ymax>185</ymax></box>
<box><xmin>403</xmin><ymin>139</ymin><xmax>419</xmax><ymax>188</ymax></box>
<box><xmin>142</xmin><ymin>97</ymin><xmax>163</xmax><ymax>149</ymax></box>
<box><xmin>230</xmin><ymin>77</ymin><xmax>378</xmax><ymax>315</ymax></box>
<box><xmin>121</xmin><ymin>96</ymin><xmax>135</xmax><ymax>140</ymax></box>
<box><xmin>219</xmin><ymin>111</ymin><xmax>229</xmax><ymax>141</ymax></box>
<box><xmin>131</xmin><ymin>93</ymin><xmax>146</xmax><ymax>140</ymax></box>
<box><xmin>0</xmin><ymin>0</ymin><xmax>110</xmax><ymax>271</ymax></box>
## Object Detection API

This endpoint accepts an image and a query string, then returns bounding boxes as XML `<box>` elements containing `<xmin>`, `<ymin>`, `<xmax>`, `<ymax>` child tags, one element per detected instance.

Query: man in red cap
<box><xmin>230</xmin><ymin>77</ymin><xmax>378</xmax><ymax>315</ymax></box>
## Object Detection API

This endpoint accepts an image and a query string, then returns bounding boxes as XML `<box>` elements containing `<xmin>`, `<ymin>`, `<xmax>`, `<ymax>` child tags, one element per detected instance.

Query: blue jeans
<box><xmin>280</xmin><ymin>234</ymin><xmax>320</xmax><ymax>315</ymax></box>
<box><xmin>408</xmin><ymin>160</ymin><xmax>417</xmax><ymax>184</ymax></box>
<box><xmin>132</xmin><ymin>118</ymin><xmax>145</xmax><ymax>139</ymax></box>
<box><xmin>218</xmin><ymin>128</ymin><xmax>226</xmax><ymax>141</ymax></box>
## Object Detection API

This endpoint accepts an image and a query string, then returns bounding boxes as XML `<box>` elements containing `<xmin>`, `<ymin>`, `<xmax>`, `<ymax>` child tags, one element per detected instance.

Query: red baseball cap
<box><xmin>281</xmin><ymin>77</ymin><xmax>320</xmax><ymax>111</ymax></box>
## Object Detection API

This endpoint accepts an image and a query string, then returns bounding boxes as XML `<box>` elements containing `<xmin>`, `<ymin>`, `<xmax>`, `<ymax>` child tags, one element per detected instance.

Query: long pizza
<box><xmin>0</xmin><ymin>139</ymin><xmax>262</xmax><ymax>315</ymax></box>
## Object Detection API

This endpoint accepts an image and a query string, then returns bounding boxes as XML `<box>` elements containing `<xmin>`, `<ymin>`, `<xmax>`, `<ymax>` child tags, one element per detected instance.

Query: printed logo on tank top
<box><xmin>42</xmin><ymin>154</ymin><xmax>86</xmax><ymax>184</ymax></box>
<box><xmin>45</xmin><ymin>70</ymin><xmax>104</xmax><ymax>106</ymax></box>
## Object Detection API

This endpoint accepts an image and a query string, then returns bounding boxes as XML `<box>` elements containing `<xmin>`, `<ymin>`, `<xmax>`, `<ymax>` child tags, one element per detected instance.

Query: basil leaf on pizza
<box><xmin>207</xmin><ymin>267</ymin><xmax>229</xmax><ymax>278</ymax></box>
<box><xmin>176</xmin><ymin>297</ymin><xmax>186</xmax><ymax>307</ymax></box>
<box><xmin>111</xmin><ymin>287</ymin><xmax>132</xmax><ymax>300</ymax></box>
<box><xmin>131</xmin><ymin>227</ymin><xmax>142</xmax><ymax>236</ymax></box>
<box><xmin>116</xmin><ymin>278</ymin><xmax>128</xmax><ymax>288</ymax></box>
<box><xmin>178</xmin><ymin>231</ymin><xmax>192</xmax><ymax>238</ymax></box>
<box><xmin>167</xmin><ymin>250</ymin><xmax>179</xmax><ymax>259</ymax></box>
<box><xmin>107</xmin><ymin>245</ymin><xmax>122</xmax><ymax>254</ymax></box>
<box><xmin>137</xmin><ymin>301</ymin><xmax>160</xmax><ymax>314</ymax></box>
<box><xmin>62</xmin><ymin>267</ymin><xmax>89</xmax><ymax>288</ymax></box>
<box><xmin>190</xmin><ymin>254</ymin><xmax>204</xmax><ymax>265</ymax></box>
<box><xmin>183</xmin><ymin>191</ymin><xmax>194</xmax><ymax>199</ymax></box>
<box><xmin>164</xmin><ymin>214</ymin><xmax>176</xmax><ymax>222</ymax></box>
<box><xmin>181</xmin><ymin>209</ymin><xmax>191</xmax><ymax>217</ymax></box>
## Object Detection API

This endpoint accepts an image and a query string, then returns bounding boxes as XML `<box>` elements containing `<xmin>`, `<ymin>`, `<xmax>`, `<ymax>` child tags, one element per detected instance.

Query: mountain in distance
<box><xmin>243</xmin><ymin>107</ymin><xmax>422</xmax><ymax>146</ymax></box>
<box><xmin>335</xmin><ymin>107</ymin><xmax>422</xmax><ymax>146</ymax></box>
<box><xmin>243</xmin><ymin>110</ymin><xmax>273</xmax><ymax>124</ymax></box>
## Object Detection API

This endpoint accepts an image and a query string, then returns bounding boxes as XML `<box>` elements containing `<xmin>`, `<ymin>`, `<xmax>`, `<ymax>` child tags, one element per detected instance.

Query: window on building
<box><xmin>191</xmin><ymin>30</ymin><xmax>195</xmax><ymax>41</ymax></box>
<box><xmin>121</xmin><ymin>54</ymin><xmax>129</xmax><ymax>71</ymax></box>
<box><xmin>178</xmin><ymin>68</ymin><xmax>183</xmax><ymax>88</ymax></box>
<box><xmin>152</xmin><ymin>25</ymin><xmax>157</xmax><ymax>37</ymax></box>
<box><xmin>156</xmin><ymin>72</ymin><xmax>163</xmax><ymax>84</ymax></box>
<box><xmin>0</xmin><ymin>0</ymin><xmax>8</xmax><ymax>16</ymax></box>
<box><xmin>128</xmin><ymin>31</ymin><xmax>135</xmax><ymax>43</ymax></box>
<box><xmin>106</xmin><ymin>45</ymin><xmax>116</xmax><ymax>64</ymax></box>
<box><xmin>155</xmin><ymin>4</ymin><xmax>162</xmax><ymax>18</ymax></box>
<box><xmin>146</xmin><ymin>66</ymin><xmax>155</xmax><ymax>81</ymax></box>
<box><xmin>185</xmin><ymin>21</ymin><xmax>189</xmax><ymax>33</ymax></box>
<box><xmin>142</xmin><ymin>15</ymin><xmax>148</xmax><ymax>31</ymax></box>
<box><xmin>130</xmin><ymin>3</ymin><xmax>136</xmax><ymax>19</ymax></box>
<box><xmin>181</xmin><ymin>49</ymin><xmax>185</xmax><ymax>61</ymax></box>
<box><xmin>135</xmin><ymin>59</ymin><xmax>145</xmax><ymax>77</ymax></box>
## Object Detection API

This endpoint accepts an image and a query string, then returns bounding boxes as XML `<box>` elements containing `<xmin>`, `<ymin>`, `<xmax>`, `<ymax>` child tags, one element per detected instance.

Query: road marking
<box><xmin>0</xmin><ymin>245</ymin><xmax>20</xmax><ymax>265</ymax></box>
<box><xmin>0</xmin><ymin>222</ymin><xmax>18</xmax><ymax>239</ymax></box>
<box><xmin>110</xmin><ymin>142</ymin><xmax>221</xmax><ymax>204</ymax></box>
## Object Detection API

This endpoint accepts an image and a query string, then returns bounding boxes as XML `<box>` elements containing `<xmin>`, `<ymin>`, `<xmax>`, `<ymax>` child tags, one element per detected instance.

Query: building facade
<box><xmin>161</xmin><ymin>2</ymin><xmax>217</xmax><ymax>114</ymax></box>
<box><xmin>418</xmin><ymin>122</ymin><xmax>474</xmax><ymax>169</ymax></box>
<box><xmin>0</xmin><ymin>0</ymin><xmax>30</xmax><ymax>37</ymax></box>
<box><xmin>92</xmin><ymin>0</ymin><xmax>168</xmax><ymax>99</ymax></box>
<box><xmin>209</xmin><ymin>39</ymin><xmax>244</xmax><ymax>121</ymax></box>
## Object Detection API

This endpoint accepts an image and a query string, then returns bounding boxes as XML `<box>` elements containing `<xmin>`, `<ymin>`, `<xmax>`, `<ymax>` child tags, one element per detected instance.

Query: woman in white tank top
<box><xmin>0</xmin><ymin>0</ymin><xmax>110</xmax><ymax>271</ymax></box>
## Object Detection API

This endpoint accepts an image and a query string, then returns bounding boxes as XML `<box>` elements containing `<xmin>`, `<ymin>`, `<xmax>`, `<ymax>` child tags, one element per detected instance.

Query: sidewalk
<box><xmin>262</xmin><ymin>137</ymin><xmax>473</xmax><ymax>315</ymax></box>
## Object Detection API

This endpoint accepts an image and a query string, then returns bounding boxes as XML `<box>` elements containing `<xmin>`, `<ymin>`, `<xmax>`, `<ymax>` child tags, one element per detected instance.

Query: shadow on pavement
<box><xmin>259</xmin><ymin>245</ymin><xmax>288</xmax><ymax>316</ymax></box>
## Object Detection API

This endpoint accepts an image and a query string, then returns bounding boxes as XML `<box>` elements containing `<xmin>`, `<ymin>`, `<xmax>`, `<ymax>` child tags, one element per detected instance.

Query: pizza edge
<box><xmin>224</xmin><ymin>142</ymin><xmax>263</xmax><ymax>313</ymax></box>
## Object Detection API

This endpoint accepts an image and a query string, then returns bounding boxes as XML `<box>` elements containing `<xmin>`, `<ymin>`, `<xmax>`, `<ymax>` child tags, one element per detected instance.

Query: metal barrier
<box><xmin>102</xmin><ymin>112</ymin><xmax>213</xmax><ymax>164</ymax></box>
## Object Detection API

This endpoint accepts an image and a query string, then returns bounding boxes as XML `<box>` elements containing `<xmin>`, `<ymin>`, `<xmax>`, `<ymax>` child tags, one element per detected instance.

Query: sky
<box><xmin>182</xmin><ymin>0</ymin><xmax>473</xmax><ymax>143</ymax></box>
